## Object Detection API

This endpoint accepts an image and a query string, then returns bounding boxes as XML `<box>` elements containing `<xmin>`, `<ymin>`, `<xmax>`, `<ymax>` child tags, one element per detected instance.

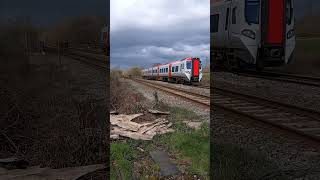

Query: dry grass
<box><xmin>0</xmin><ymin>56</ymin><xmax>107</xmax><ymax>168</ymax></box>
<box><xmin>110</xmin><ymin>69</ymin><xmax>146</xmax><ymax>114</ymax></box>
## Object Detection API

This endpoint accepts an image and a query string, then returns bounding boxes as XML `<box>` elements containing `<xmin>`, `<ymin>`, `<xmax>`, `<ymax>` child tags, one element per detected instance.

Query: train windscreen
<box><xmin>245</xmin><ymin>0</ymin><xmax>260</xmax><ymax>24</ymax></box>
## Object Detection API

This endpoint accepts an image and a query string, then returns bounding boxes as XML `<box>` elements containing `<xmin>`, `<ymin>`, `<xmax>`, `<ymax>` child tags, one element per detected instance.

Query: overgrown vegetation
<box><xmin>44</xmin><ymin>16</ymin><xmax>106</xmax><ymax>44</ymax></box>
<box><xmin>0</xmin><ymin>18</ymin><xmax>108</xmax><ymax>168</ymax></box>
<box><xmin>124</xmin><ymin>67</ymin><xmax>143</xmax><ymax>78</ymax></box>
<box><xmin>0</xmin><ymin>60</ymin><xmax>107</xmax><ymax>168</ymax></box>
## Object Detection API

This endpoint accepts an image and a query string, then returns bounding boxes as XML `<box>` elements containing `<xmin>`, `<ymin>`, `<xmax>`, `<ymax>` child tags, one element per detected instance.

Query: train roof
<box><xmin>144</xmin><ymin>57</ymin><xmax>199</xmax><ymax>69</ymax></box>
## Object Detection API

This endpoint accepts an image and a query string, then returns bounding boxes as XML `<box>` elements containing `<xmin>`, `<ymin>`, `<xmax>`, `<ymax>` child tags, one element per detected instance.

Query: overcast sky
<box><xmin>110</xmin><ymin>0</ymin><xmax>210</xmax><ymax>69</ymax></box>
<box><xmin>0</xmin><ymin>0</ymin><xmax>107</xmax><ymax>26</ymax></box>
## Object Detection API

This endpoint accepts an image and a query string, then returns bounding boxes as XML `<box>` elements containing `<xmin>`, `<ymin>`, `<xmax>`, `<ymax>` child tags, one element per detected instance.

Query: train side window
<box><xmin>225</xmin><ymin>8</ymin><xmax>229</xmax><ymax>30</ymax></box>
<box><xmin>175</xmin><ymin>66</ymin><xmax>178</xmax><ymax>72</ymax></box>
<box><xmin>211</xmin><ymin>14</ymin><xmax>219</xmax><ymax>33</ymax></box>
<box><xmin>172</xmin><ymin>67</ymin><xmax>175</xmax><ymax>72</ymax></box>
<box><xmin>232</xmin><ymin>7</ymin><xmax>237</xmax><ymax>24</ymax></box>
<box><xmin>166</xmin><ymin>68</ymin><xmax>168</xmax><ymax>72</ymax></box>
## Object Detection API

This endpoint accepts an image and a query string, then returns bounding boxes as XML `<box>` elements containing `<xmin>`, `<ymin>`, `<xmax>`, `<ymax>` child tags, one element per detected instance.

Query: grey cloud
<box><xmin>111</xmin><ymin>0</ymin><xmax>210</xmax><ymax>68</ymax></box>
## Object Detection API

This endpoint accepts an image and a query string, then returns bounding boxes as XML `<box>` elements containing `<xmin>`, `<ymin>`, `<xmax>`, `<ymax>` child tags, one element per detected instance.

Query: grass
<box><xmin>110</xmin><ymin>143</ymin><xmax>135</xmax><ymax>180</ymax></box>
<box><xmin>158</xmin><ymin>122</ymin><xmax>210</xmax><ymax>176</ymax></box>
<box><xmin>211</xmin><ymin>143</ymin><xmax>288</xmax><ymax>180</ymax></box>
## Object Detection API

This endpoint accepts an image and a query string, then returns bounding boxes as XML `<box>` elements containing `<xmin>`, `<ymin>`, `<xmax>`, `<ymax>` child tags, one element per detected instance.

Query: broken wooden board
<box><xmin>110</xmin><ymin>111</ymin><xmax>118</xmax><ymax>115</ymax></box>
<box><xmin>148</xmin><ymin>109</ymin><xmax>170</xmax><ymax>115</ymax></box>
<box><xmin>110</xmin><ymin>114</ymin><xmax>174</xmax><ymax>140</ymax></box>
<box><xmin>110</xmin><ymin>114</ymin><xmax>144</xmax><ymax>131</ymax></box>
<box><xmin>0</xmin><ymin>164</ymin><xmax>106</xmax><ymax>180</ymax></box>
<box><xmin>111</xmin><ymin>127</ymin><xmax>154</xmax><ymax>140</ymax></box>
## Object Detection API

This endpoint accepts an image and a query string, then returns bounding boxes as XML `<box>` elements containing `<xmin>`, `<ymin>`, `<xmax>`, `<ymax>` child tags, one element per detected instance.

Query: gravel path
<box><xmin>125</xmin><ymin>79</ymin><xmax>210</xmax><ymax>123</ymax></box>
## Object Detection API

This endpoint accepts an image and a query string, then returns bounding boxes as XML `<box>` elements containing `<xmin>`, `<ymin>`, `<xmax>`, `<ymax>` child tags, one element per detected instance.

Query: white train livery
<box><xmin>211</xmin><ymin>0</ymin><xmax>295</xmax><ymax>70</ymax></box>
<box><xmin>142</xmin><ymin>57</ymin><xmax>203</xmax><ymax>84</ymax></box>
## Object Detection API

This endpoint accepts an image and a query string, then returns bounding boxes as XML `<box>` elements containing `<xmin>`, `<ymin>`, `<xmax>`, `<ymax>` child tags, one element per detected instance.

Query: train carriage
<box><xmin>142</xmin><ymin>57</ymin><xmax>203</xmax><ymax>84</ymax></box>
<box><xmin>211</xmin><ymin>0</ymin><xmax>295</xmax><ymax>70</ymax></box>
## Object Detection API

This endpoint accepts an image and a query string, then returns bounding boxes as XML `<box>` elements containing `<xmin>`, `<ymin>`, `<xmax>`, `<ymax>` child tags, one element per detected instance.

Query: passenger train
<box><xmin>211</xmin><ymin>0</ymin><xmax>296</xmax><ymax>70</ymax></box>
<box><xmin>142</xmin><ymin>57</ymin><xmax>203</xmax><ymax>84</ymax></box>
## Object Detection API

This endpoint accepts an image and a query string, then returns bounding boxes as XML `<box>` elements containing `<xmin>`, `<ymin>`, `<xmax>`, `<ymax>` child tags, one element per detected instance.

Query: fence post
<box><xmin>58</xmin><ymin>40</ymin><xmax>62</xmax><ymax>66</ymax></box>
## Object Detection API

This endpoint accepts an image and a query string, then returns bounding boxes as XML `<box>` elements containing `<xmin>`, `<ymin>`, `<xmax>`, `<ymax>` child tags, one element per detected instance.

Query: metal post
<box><xmin>58</xmin><ymin>40</ymin><xmax>61</xmax><ymax>66</ymax></box>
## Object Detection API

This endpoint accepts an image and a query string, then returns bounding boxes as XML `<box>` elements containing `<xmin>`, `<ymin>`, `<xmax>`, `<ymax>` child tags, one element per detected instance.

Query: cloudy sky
<box><xmin>110</xmin><ymin>0</ymin><xmax>210</xmax><ymax>69</ymax></box>
<box><xmin>0</xmin><ymin>0</ymin><xmax>107</xmax><ymax>26</ymax></box>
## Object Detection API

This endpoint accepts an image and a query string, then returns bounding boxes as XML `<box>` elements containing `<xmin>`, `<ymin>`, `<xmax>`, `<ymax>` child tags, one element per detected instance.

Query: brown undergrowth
<box><xmin>0</xmin><ymin>55</ymin><xmax>107</xmax><ymax>169</ymax></box>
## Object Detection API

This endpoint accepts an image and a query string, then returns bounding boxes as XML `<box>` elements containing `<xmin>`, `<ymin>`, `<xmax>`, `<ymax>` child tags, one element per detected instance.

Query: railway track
<box><xmin>213</xmin><ymin>87</ymin><xmax>320</xmax><ymax>142</ymax></box>
<box><xmin>130</xmin><ymin>78</ymin><xmax>210</xmax><ymax>108</ymax></box>
<box><xmin>234</xmin><ymin>70</ymin><xmax>320</xmax><ymax>87</ymax></box>
<box><xmin>45</xmin><ymin>45</ymin><xmax>108</xmax><ymax>71</ymax></box>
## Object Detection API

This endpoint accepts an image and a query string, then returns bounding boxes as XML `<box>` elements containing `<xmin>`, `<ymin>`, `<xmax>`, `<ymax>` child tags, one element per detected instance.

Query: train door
<box><xmin>157</xmin><ymin>66</ymin><xmax>160</xmax><ymax>80</ymax></box>
<box><xmin>168</xmin><ymin>64</ymin><xmax>172</xmax><ymax>78</ymax></box>
<box><xmin>224</xmin><ymin>1</ymin><xmax>232</xmax><ymax>48</ymax></box>
<box><xmin>229</xmin><ymin>0</ymin><xmax>241</xmax><ymax>48</ymax></box>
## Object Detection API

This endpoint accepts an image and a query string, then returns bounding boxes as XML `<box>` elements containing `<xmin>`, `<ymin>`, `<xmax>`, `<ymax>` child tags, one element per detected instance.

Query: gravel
<box><xmin>125</xmin><ymin>79</ymin><xmax>210</xmax><ymax>123</ymax></box>
<box><xmin>139</xmin><ymin>79</ymin><xmax>210</xmax><ymax>97</ymax></box>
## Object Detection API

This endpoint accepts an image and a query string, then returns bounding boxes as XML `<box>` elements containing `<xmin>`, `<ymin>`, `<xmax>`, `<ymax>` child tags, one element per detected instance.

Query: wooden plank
<box><xmin>111</xmin><ymin>127</ymin><xmax>154</xmax><ymax>140</ymax></box>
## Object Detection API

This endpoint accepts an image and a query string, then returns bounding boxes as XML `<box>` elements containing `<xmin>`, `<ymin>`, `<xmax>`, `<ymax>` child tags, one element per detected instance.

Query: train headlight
<box><xmin>287</xmin><ymin>29</ymin><xmax>295</xmax><ymax>39</ymax></box>
<box><xmin>241</xmin><ymin>29</ymin><xmax>255</xmax><ymax>39</ymax></box>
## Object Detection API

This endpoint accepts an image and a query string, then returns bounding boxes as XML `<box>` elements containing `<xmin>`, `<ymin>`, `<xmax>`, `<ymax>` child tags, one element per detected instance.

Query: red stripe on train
<box><xmin>267</xmin><ymin>0</ymin><xmax>285</xmax><ymax>44</ymax></box>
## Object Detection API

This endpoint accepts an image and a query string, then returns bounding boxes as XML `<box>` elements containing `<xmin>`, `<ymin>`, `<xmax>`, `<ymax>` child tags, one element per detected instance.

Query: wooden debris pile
<box><xmin>110</xmin><ymin>110</ymin><xmax>174</xmax><ymax>140</ymax></box>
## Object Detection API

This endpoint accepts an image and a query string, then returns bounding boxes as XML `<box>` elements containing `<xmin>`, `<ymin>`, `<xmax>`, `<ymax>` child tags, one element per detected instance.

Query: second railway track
<box><xmin>234</xmin><ymin>70</ymin><xmax>320</xmax><ymax>87</ymax></box>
